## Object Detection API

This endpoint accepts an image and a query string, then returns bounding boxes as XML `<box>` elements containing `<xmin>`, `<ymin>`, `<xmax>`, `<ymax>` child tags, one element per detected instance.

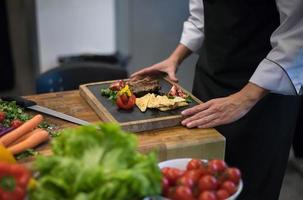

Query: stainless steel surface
<box><xmin>29</xmin><ymin>105</ymin><xmax>90</xmax><ymax>125</ymax></box>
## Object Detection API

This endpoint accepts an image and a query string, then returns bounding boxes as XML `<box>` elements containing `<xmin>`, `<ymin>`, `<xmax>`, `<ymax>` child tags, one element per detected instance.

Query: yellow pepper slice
<box><xmin>0</xmin><ymin>142</ymin><xmax>16</xmax><ymax>164</ymax></box>
<box><xmin>118</xmin><ymin>85</ymin><xmax>132</xmax><ymax>97</ymax></box>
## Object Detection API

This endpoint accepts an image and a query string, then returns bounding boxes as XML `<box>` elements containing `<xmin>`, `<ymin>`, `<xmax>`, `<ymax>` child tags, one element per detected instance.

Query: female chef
<box><xmin>131</xmin><ymin>0</ymin><xmax>303</xmax><ymax>199</ymax></box>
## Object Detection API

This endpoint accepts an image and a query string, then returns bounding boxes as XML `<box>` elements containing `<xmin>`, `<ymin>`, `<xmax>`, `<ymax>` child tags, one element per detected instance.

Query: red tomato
<box><xmin>161</xmin><ymin>167</ymin><xmax>171</xmax><ymax>177</ymax></box>
<box><xmin>221</xmin><ymin>181</ymin><xmax>237</xmax><ymax>195</ymax></box>
<box><xmin>208</xmin><ymin>160</ymin><xmax>227</xmax><ymax>173</ymax></box>
<box><xmin>166</xmin><ymin>187</ymin><xmax>176</xmax><ymax>200</ymax></box>
<box><xmin>162</xmin><ymin>177</ymin><xmax>170</xmax><ymax>196</ymax></box>
<box><xmin>187</xmin><ymin>159</ymin><xmax>203</xmax><ymax>170</ymax></box>
<box><xmin>120</xmin><ymin>94</ymin><xmax>129</xmax><ymax>104</ymax></box>
<box><xmin>177</xmin><ymin>175</ymin><xmax>194</xmax><ymax>188</ymax></box>
<box><xmin>184</xmin><ymin>169</ymin><xmax>203</xmax><ymax>184</ymax></box>
<box><xmin>10</xmin><ymin>119</ymin><xmax>23</xmax><ymax>129</ymax></box>
<box><xmin>116</xmin><ymin>94</ymin><xmax>136</xmax><ymax>110</ymax></box>
<box><xmin>173</xmin><ymin>185</ymin><xmax>194</xmax><ymax>200</ymax></box>
<box><xmin>199</xmin><ymin>191</ymin><xmax>217</xmax><ymax>200</ymax></box>
<box><xmin>165</xmin><ymin>168</ymin><xmax>184</xmax><ymax>185</ymax></box>
<box><xmin>0</xmin><ymin>111</ymin><xmax>6</xmax><ymax>123</ymax></box>
<box><xmin>216</xmin><ymin>189</ymin><xmax>230</xmax><ymax>200</ymax></box>
<box><xmin>200</xmin><ymin>162</ymin><xmax>210</xmax><ymax>175</ymax></box>
<box><xmin>225</xmin><ymin>167</ymin><xmax>241</xmax><ymax>184</ymax></box>
<box><xmin>199</xmin><ymin>175</ymin><xmax>219</xmax><ymax>191</ymax></box>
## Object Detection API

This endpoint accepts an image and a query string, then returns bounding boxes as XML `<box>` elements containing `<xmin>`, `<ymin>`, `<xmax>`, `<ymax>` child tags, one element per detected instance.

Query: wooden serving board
<box><xmin>79</xmin><ymin>78</ymin><xmax>202</xmax><ymax>132</ymax></box>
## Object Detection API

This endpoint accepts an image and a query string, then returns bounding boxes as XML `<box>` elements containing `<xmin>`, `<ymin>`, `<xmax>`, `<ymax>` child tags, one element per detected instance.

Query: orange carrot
<box><xmin>7</xmin><ymin>129</ymin><xmax>49</xmax><ymax>155</ymax></box>
<box><xmin>0</xmin><ymin>115</ymin><xmax>43</xmax><ymax>147</ymax></box>
<box><xmin>8</xmin><ymin>128</ymin><xmax>44</xmax><ymax>147</ymax></box>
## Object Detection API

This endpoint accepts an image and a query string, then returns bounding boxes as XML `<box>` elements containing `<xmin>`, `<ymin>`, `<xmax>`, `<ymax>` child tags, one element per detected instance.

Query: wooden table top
<box><xmin>19</xmin><ymin>90</ymin><xmax>225</xmax><ymax>165</ymax></box>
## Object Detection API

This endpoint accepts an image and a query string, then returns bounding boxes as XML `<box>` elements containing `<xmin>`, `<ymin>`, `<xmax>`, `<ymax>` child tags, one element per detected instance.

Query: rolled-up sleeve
<box><xmin>180</xmin><ymin>0</ymin><xmax>205</xmax><ymax>52</ymax></box>
<box><xmin>250</xmin><ymin>0</ymin><xmax>303</xmax><ymax>95</ymax></box>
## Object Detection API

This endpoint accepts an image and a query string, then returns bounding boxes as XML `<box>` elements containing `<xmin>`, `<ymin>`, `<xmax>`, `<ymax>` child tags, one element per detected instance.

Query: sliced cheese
<box><xmin>135</xmin><ymin>93</ymin><xmax>151</xmax><ymax>112</ymax></box>
<box><xmin>147</xmin><ymin>93</ymin><xmax>159</xmax><ymax>108</ymax></box>
<box><xmin>137</xmin><ymin>94</ymin><xmax>189</xmax><ymax>112</ymax></box>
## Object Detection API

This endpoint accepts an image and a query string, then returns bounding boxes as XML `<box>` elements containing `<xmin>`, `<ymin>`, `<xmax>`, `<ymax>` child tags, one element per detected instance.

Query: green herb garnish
<box><xmin>185</xmin><ymin>95</ymin><xmax>194</xmax><ymax>103</ymax></box>
<box><xmin>16</xmin><ymin>149</ymin><xmax>39</xmax><ymax>160</ymax></box>
<box><xmin>0</xmin><ymin>100</ymin><xmax>31</xmax><ymax>127</ymax></box>
<box><xmin>100</xmin><ymin>88</ymin><xmax>118</xmax><ymax>102</ymax></box>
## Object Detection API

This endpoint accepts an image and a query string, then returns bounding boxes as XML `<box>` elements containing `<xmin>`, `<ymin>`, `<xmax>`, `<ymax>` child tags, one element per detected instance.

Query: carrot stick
<box><xmin>0</xmin><ymin>115</ymin><xmax>43</xmax><ymax>147</ymax></box>
<box><xmin>7</xmin><ymin>129</ymin><xmax>49</xmax><ymax>155</ymax></box>
<box><xmin>8</xmin><ymin>128</ymin><xmax>44</xmax><ymax>147</ymax></box>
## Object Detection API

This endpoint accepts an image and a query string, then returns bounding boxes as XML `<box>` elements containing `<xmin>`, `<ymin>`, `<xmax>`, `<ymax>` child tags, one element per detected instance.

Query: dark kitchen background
<box><xmin>0</xmin><ymin>1</ymin><xmax>302</xmax><ymax>199</ymax></box>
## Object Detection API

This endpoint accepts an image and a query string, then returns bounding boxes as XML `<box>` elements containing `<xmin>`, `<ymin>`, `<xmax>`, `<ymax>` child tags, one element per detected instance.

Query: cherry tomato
<box><xmin>187</xmin><ymin>159</ymin><xmax>203</xmax><ymax>170</ymax></box>
<box><xmin>199</xmin><ymin>175</ymin><xmax>219</xmax><ymax>191</ymax></box>
<box><xmin>208</xmin><ymin>160</ymin><xmax>227</xmax><ymax>173</ymax></box>
<box><xmin>200</xmin><ymin>162</ymin><xmax>210</xmax><ymax>175</ymax></box>
<box><xmin>198</xmin><ymin>191</ymin><xmax>217</xmax><ymax>200</ymax></box>
<box><xmin>184</xmin><ymin>169</ymin><xmax>203</xmax><ymax>184</ymax></box>
<box><xmin>177</xmin><ymin>175</ymin><xmax>194</xmax><ymax>188</ymax></box>
<box><xmin>221</xmin><ymin>181</ymin><xmax>237</xmax><ymax>195</ymax></box>
<box><xmin>164</xmin><ymin>168</ymin><xmax>184</xmax><ymax>185</ymax></box>
<box><xmin>166</xmin><ymin>187</ymin><xmax>176</xmax><ymax>200</ymax></box>
<box><xmin>116</xmin><ymin>94</ymin><xmax>136</xmax><ymax>110</ymax></box>
<box><xmin>216</xmin><ymin>189</ymin><xmax>230</xmax><ymax>200</ymax></box>
<box><xmin>120</xmin><ymin>94</ymin><xmax>129</xmax><ymax>104</ymax></box>
<box><xmin>10</xmin><ymin>119</ymin><xmax>23</xmax><ymax>129</ymax></box>
<box><xmin>225</xmin><ymin>167</ymin><xmax>241</xmax><ymax>184</ymax></box>
<box><xmin>173</xmin><ymin>185</ymin><xmax>194</xmax><ymax>200</ymax></box>
<box><xmin>161</xmin><ymin>167</ymin><xmax>171</xmax><ymax>177</ymax></box>
<box><xmin>0</xmin><ymin>112</ymin><xmax>6</xmax><ymax>123</ymax></box>
<box><xmin>162</xmin><ymin>177</ymin><xmax>170</xmax><ymax>196</ymax></box>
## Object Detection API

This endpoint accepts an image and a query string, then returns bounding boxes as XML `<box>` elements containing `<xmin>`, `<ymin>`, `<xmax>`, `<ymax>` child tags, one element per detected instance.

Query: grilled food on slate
<box><xmin>127</xmin><ymin>76</ymin><xmax>161</xmax><ymax>97</ymax></box>
<box><xmin>101</xmin><ymin>77</ymin><xmax>191</xmax><ymax>112</ymax></box>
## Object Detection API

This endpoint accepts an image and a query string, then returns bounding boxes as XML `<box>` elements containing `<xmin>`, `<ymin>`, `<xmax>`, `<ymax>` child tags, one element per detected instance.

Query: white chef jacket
<box><xmin>180</xmin><ymin>0</ymin><xmax>303</xmax><ymax>95</ymax></box>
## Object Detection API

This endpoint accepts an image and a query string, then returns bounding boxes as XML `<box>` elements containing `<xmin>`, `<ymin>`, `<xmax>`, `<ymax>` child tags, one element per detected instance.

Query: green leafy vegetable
<box><xmin>100</xmin><ymin>88</ymin><xmax>118</xmax><ymax>102</ymax></box>
<box><xmin>30</xmin><ymin>124</ymin><xmax>161</xmax><ymax>200</ymax></box>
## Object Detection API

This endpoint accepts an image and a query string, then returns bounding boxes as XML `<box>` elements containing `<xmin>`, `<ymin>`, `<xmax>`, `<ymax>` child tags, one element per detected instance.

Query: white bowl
<box><xmin>159</xmin><ymin>158</ymin><xmax>243</xmax><ymax>200</ymax></box>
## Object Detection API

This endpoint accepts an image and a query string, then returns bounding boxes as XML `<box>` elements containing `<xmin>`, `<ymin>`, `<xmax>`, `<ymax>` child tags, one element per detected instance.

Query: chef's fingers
<box><xmin>197</xmin><ymin>118</ymin><xmax>221</xmax><ymax>129</ymax></box>
<box><xmin>167</xmin><ymin>71</ymin><xmax>178</xmax><ymax>82</ymax></box>
<box><xmin>181</xmin><ymin>107</ymin><xmax>215</xmax><ymax>125</ymax></box>
<box><xmin>181</xmin><ymin>102</ymin><xmax>211</xmax><ymax>116</ymax></box>
<box><xmin>185</xmin><ymin>114</ymin><xmax>219</xmax><ymax>128</ymax></box>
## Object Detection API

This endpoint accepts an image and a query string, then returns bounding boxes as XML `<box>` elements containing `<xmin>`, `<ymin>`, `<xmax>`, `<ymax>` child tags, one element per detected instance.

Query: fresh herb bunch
<box><xmin>100</xmin><ymin>88</ymin><xmax>118</xmax><ymax>102</ymax></box>
<box><xmin>0</xmin><ymin>100</ymin><xmax>31</xmax><ymax>127</ymax></box>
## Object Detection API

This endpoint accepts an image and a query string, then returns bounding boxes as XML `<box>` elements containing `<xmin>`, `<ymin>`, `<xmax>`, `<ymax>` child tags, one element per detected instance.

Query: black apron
<box><xmin>192</xmin><ymin>0</ymin><xmax>300</xmax><ymax>199</ymax></box>
<box><xmin>293</xmin><ymin>97</ymin><xmax>303</xmax><ymax>158</ymax></box>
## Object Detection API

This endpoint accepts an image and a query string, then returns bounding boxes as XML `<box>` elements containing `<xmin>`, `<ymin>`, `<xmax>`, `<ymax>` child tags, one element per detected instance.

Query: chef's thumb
<box><xmin>167</xmin><ymin>71</ymin><xmax>178</xmax><ymax>83</ymax></box>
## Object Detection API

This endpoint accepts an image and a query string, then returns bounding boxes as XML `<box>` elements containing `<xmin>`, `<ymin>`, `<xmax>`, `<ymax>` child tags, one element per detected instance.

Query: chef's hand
<box><xmin>181</xmin><ymin>83</ymin><xmax>268</xmax><ymax>128</ymax></box>
<box><xmin>130</xmin><ymin>44</ymin><xmax>192</xmax><ymax>82</ymax></box>
<box><xmin>130</xmin><ymin>57</ymin><xmax>179</xmax><ymax>82</ymax></box>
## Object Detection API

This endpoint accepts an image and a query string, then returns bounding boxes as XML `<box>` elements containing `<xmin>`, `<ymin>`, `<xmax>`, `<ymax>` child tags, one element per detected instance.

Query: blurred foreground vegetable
<box><xmin>29</xmin><ymin>124</ymin><xmax>161</xmax><ymax>200</ymax></box>
<box><xmin>0</xmin><ymin>143</ymin><xmax>16</xmax><ymax>164</ymax></box>
<box><xmin>0</xmin><ymin>162</ymin><xmax>31</xmax><ymax>200</ymax></box>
